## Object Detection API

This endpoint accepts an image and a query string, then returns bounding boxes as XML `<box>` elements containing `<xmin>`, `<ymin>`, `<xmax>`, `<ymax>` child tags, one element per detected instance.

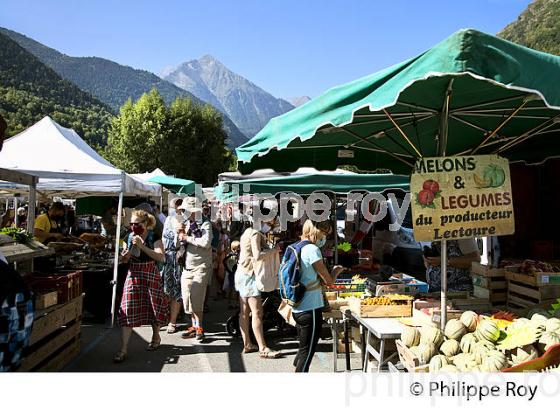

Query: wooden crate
<box><xmin>506</xmin><ymin>270</ymin><xmax>560</xmax><ymax>309</ymax></box>
<box><xmin>472</xmin><ymin>275</ymin><xmax>506</xmax><ymax>289</ymax></box>
<box><xmin>348</xmin><ymin>298</ymin><xmax>412</xmax><ymax>318</ymax></box>
<box><xmin>19</xmin><ymin>295</ymin><xmax>83</xmax><ymax>372</ymax></box>
<box><xmin>505</xmin><ymin>268</ymin><xmax>560</xmax><ymax>286</ymax></box>
<box><xmin>35</xmin><ymin>291</ymin><xmax>58</xmax><ymax>310</ymax></box>
<box><xmin>473</xmin><ymin>285</ymin><xmax>507</xmax><ymax>304</ymax></box>
<box><xmin>395</xmin><ymin>339</ymin><xmax>429</xmax><ymax>371</ymax></box>
<box><xmin>471</xmin><ymin>262</ymin><xmax>506</xmax><ymax>278</ymax></box>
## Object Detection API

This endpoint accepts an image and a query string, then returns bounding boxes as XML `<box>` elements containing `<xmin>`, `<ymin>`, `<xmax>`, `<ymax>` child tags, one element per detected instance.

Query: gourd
<box><xmin>417</xmin><ymin>342</ymin><xmax>437</xmax><ymax>364</ymax></box>
<box><xmin>539</xmin><ymin>331</ymin><xmax>560</xmax><ymax>353</ymax></box>
<box><xmin>439</xmin><ymin>339</ymin><xmax>460</xmax><ymax>357</ymax></box>
<box><xmin>444</xmin><ymin>319</ymin><xmax>467</xmax><ymax>341</ymax></box>
<box><xmin>545</xmin><ymin>318</ymin><xmax>560</xmax><ymax>333</ymax></box>
<box><xmin>428</xmin><ymin>355</ymin><xmax>448</xmax><ymax>372</ymax></box>
<box><xmin>420</xmin><ymin>325</ymin><xmax>444</xmax><ymax>348</ymax></box>
<box><xmin>401</xmin><ymin>326</ymin><xmax>421</xmax><ymax>348</ymax></box>
<box><xmin>460</xmin><ymin>333</ymin><xmax>478</xmax><ymax>354</ymax></box>
<box><xmin>482</xmin><ymin>350</ymin><xmax>508</xmax><ymax>371</ymax></box>
<box><xmin>509</xmin><ymin>345</ymin><xmax>538</xmax><ymax>366</ymax></box>
<box><xmin>475</xmin><ymin>320</ymin><xmax>501</xmax><ymax>343</ymax></box>
<box><xmin>460</xmin><ymin>311</ymin><xmax>478</xmax><ymax>332</ymax></box>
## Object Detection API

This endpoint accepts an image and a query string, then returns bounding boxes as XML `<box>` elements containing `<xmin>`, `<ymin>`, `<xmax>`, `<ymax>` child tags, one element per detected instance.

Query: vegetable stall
<box><xmin>234</xmin><ymin>29</ymin><xmax>560</xmax><ymax>372</ymax></box>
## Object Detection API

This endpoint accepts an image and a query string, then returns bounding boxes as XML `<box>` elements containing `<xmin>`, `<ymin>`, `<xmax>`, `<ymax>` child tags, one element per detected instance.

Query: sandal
<box><xmin>181</xmin><ymin>326</ymin><xmax>197</xmax><ymax>339</ymax></box>
<box><xmin>113</xmin><ymin>351</ymin><xmax>127</xmax><ymax>363</ymax></box>
<box><xmin>259</xmin><ymin>348</ymin><xmax>282</xmax><ymax>359</ymax></box>
<box><xmin>243</xmin><ymin>345</ymin><xmax>259</xmax><ymax>354</ymax></box>
<box><xmin>146</xmin><ymin>339</ymin><xmax>161</xmax><ymax>351</ymax></box>
<box><xmin>167</xmin><ymin>323</ymin><xmax>177</xmax><ymax>334</ymax></box>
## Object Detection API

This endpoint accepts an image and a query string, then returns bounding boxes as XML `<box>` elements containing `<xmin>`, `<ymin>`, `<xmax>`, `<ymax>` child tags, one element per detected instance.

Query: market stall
<box><xmin>234</xmin><ymin>29</ymin><xmax>560</xmax><ymax>372</ymax></box>
<box><xmin>0</xmin><ymin>116</ymin><xmax>162</xmax><ymax>325</ymax></box>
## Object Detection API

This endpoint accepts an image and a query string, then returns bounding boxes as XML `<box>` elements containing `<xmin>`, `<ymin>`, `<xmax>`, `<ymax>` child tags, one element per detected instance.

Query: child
<box><xmin>223</xmin><ymin>240</ymin><xmax>240</xmax><ymax>309</ymax></box>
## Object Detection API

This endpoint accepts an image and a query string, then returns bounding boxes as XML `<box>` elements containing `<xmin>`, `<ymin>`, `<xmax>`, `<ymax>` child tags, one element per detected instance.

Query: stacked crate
<box><xmin>471</xmin><ymin>262</ymin><xmax>507</xmax><ymax>307</ymax></box>
<box><xmin>506</xmin><ymin>266</ymin><xmax>560</xmax><ymax>309</ymax></box>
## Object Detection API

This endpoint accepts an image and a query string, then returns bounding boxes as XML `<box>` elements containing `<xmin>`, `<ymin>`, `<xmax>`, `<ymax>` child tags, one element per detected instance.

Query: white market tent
<box><xmin>0</xmin><ymin>116</ymin><xmax>163</xmax><ymax>325</ymax></box>
<box><xmin>0</xmin><ymin>116</ymin><xmax>161</xmax><ymax>197</ymax></box>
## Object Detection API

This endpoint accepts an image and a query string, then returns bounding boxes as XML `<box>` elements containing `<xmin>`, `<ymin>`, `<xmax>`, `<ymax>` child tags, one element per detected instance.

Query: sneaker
<box><xmin>196</xmin><ymin>327</ymin><xmax>205</xmax><ymax>342</ymax></box>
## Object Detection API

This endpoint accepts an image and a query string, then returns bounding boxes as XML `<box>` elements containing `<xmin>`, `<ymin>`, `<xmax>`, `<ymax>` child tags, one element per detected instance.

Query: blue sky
<box><xmin>1</xmin><ymin>0</ymin><xmax>531</xmax><ymax>100</ymax></box>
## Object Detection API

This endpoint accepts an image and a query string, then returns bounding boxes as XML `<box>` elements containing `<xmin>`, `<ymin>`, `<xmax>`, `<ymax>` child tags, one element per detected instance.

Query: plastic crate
<box><xmin>30</xmin><ymin>270</ymin><xmax>83</xmax><ymax>304</ymax></box>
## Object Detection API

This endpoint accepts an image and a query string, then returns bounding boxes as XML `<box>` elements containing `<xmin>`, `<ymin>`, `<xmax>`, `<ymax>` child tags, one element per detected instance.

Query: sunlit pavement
<box><xmin>64</xmin><ymin>298</ymin><xmax>362</xmax><ymax>372</ymax></box>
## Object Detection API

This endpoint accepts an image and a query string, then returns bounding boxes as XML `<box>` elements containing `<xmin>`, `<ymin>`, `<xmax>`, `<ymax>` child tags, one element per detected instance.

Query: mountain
<box><xmin>288</xmin><ymin>96</ymin><xmax>311</xmax><ymax>107</ymax></box>
<box><xmin>0</xmin><ymin>27</ymin><xmax>247</xmax><ymax>147</ymax></box>
<box><xmin>0</xmin><ymin>31</ymin><xmax>112</xmax><ymax>147</ymax></box>
<box><xmin>498</xmin><ymin>0</ymin><xmax>560</xmax><ymax>55</ymax></box>
<box><xmin>162</xmin><ymin>55</ymin><xmax>295</xmax><ymax>137</ymax></box>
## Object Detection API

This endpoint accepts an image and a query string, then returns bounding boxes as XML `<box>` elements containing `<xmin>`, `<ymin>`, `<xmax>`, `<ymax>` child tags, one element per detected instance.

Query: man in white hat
<box><xmin>177</xmin><ymin>197</ymin><xmax>213</xmax><ymax>342</ymax></box>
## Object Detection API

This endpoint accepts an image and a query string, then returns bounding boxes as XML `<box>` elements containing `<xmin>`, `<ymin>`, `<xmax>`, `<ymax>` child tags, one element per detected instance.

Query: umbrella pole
<box><xmin>333</xmin><ymin>193</ymin><xmax>338</xmax><ymax>265</ymax></box>
<box><xmin>440</xmin><ymin>239</ymin><xmax>448</xmax><ymax>329</ymax></box>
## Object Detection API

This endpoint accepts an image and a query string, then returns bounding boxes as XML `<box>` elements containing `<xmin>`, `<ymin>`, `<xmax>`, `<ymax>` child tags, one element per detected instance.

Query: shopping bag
<box><xmin>277</xmin><ymin>299</ymin><xmax>296</xmax><ymax>327</ymax></box>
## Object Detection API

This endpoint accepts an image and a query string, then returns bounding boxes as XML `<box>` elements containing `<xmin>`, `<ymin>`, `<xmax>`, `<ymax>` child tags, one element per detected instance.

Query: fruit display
<box><xmin>398</xmin><ymin>309</ymin><xmax>560</xmax><ymax>372</ymax></box>
<box><xmin>0</xmin><ymin>227</ymin><xmax>32</xmax><ymax>244</ymax></box>
<box><xmin>518</xmin><ymin>259</ymin><xmax>560</xmax><ymax>274</ymax></box>
<box><xmin>362</xmin><ymin>294</ymin><xmax>412</xmax><ymax>306</ymax></box>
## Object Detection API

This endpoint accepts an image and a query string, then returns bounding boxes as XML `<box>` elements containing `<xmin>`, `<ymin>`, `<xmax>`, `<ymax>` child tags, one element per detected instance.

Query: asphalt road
<box><xmin>64</xmin><ymin>298</ymin><xmax>362</xmax><ymax>372</ymax></box>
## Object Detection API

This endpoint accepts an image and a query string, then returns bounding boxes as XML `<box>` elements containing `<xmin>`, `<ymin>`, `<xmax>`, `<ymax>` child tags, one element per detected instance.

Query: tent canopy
<box><xmin>215</xmin><ymin>170</ymin><xmax>409</xmax><ymax>202</ymax></box>
<box><xmin>236</xmin><ymin>29</ymin><xmax>560</xmax><ymax>174</ymax></box>
<box><xmin>131</xmin><ymin>168</ymin><xmax>196</xmax><ymax>194</ymax></box>
<box><xmin>0</xmin><ymin>116</ymin><xmax>161</xmax><ymax>197</ymax></box>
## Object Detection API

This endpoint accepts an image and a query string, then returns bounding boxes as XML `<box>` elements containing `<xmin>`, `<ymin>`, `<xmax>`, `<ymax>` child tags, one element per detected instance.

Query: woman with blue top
<box><xmin>293</xmin><ymin>219</ymin><xmax>344</xmax><ymax>372</ymax></box>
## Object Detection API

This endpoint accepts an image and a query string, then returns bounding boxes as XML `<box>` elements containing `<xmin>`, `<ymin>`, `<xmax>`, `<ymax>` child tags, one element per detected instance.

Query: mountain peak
<box><xmin>163</xmin><ymin>56</ymin><xmax>294</xmax><ymax>137</ymax></box>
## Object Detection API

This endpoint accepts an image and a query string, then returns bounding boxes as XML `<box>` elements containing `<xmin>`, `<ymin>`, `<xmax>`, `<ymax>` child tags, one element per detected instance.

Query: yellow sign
<box><xmin>410</xmin><ymin>155</ymin><xmax>515</xmax><ymax>242</ymax></box>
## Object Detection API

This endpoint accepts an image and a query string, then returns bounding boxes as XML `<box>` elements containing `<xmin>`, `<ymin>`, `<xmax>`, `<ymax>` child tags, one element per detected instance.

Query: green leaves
<box><xmin>105</xmin><ymin>89</ymin><xmax>233</xmax><ymax>186</ymax></box>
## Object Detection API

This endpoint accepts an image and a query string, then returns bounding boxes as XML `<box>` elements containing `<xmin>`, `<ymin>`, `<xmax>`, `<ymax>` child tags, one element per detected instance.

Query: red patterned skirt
<box><xmin>118</xmin><ymin>261</ymin><xmax>168</xmax><ymax>327</ymax></box>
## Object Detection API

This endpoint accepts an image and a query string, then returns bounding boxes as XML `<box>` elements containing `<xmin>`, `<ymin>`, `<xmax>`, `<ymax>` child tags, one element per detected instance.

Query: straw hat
<box><xmin>177</xmin><ymin>196</ymin><xmax>202</xmax><ymax>214</ymax></box>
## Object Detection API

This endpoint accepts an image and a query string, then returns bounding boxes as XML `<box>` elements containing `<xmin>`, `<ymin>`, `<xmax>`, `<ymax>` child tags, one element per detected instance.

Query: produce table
<box><xmin>350</xmin><ymin>314</ymin><xmax>404</xmax><ymax>372</ymax></box>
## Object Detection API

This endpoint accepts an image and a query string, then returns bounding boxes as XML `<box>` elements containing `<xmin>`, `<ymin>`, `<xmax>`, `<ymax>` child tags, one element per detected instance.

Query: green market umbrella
<box><xmin>235</xmin><ymin>29</ymin><xmax>560</xmax><ymax>328</ymax></box>
<box><xmin>214</xmin><ymin>172</ymin><xmax>409</xmax><ymax>202</ymax></box>
<box><xmin>236</xmin><ymin>29</ymin><xmax>560</xmax><ymax>175</ymax></box>
<box><xmin>148</xmin><ymin>175</ymin><xmax>195</xmax><ymax>194</ymax></box>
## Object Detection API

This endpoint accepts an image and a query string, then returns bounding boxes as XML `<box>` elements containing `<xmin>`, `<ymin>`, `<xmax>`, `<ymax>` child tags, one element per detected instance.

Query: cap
<box><xmin>177</xmin><ymin>196</ymin><xmax>203</xmax><ymax>214</ymax></box>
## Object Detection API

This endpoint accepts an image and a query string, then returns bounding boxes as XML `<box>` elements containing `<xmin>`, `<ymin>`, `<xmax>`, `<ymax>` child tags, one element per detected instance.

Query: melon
<box><xmin>476</xmin><ymin>320</ymin><xmax>501</xmax><ymax>343</ymax></box>
<box><xmin>401</xmin><ymin>326</ymin><xmax>421</xmax><ymax>348</ymax></box>
<box><xmin>429</xmin><ymin>355</ymin><xmax>448</xmax><ymax>372</ymax></box>
<box><xmin>439</xmin><ymin>339</ymin><xmax>460</xmax><ymax>357</ymax></box>
<box><xmin>460</xmin><ymin>311</ymin><xmax>478</xmax><ymax>332</ymax></box>
<box><xmin>417</xmin><ymin>342</ymin><xmax>437</xmax><ymax>364</ymax></box>
<box><xmin>546</xmin><ymin>318</ymin><xmax>560</xmax><ymax>333</ymax></box>
<box><xmin>529</xmin><ymin>309</ymin><xmax>551</xmax><ymax>320</ymax></box>
<box><xmin>510</xmin><ymin>345</ymin><xmax>539</xmax><ymax>366</ymax></box>
<box><xmin>440</xmin><ymin>364</ymin><xmax>459</xmax><ymax>373</ymax></box>
<box><xmin>460</xmin><ymin>333</ymin><xmax>478</xmax><ymax>354</ymax></box>
<box><xmin>482</xmin><ymin>350</ymin><xmax>508</xmax><ymax>371</ymax></box>
<box><xmin>453</xmin><ymin>353</ymin><xmax>477</xmax><ymax>371</ymax></box>
<box><xmin>531</xmin><ymin>313</ymin><xmax>550</xmax><ymax>326</ymax></box>
<box><xmin>445</xmin><ymin>319</ymin><xmax>467</xmax><ymax>341</ymax></box>
<box><xmin>420</xmin><ymin>326</ymin><xmax>444</xmax><ymax>348</ymax></box>
<box><xmin>497</xmin><ymin>324</ymin><xmax>541</xmax><ymax>351</ymax></box>
<box><xmin>539</xmin><ymin>331</ymin><xmax>560</xmax><ymax>353</ymax></box>
<box><xmin>473</xmin><ymin>340</ymin><xmax>495</xmax><ymax>365</ymax></box>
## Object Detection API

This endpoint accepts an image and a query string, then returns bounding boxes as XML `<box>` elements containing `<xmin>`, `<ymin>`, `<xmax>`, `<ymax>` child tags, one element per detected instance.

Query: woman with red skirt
<box><xmin>113</xmin><ymin>209</ymin><xmax>168</xmax><ymax>363</ymax></box>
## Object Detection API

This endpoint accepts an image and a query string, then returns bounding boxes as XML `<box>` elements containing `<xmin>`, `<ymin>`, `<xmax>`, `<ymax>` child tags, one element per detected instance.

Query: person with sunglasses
<box><xmin>113</xmin><ymin>210</ymin><xmax>168</xmax><ymax>363</ymax></box>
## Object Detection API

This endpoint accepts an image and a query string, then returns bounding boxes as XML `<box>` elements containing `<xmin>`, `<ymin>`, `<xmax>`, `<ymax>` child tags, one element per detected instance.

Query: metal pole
<box><xmin>13</xmin><ymin>197</ymin><xmax>18</xmax><ymax>227</ymax></box>
<box><xmin>440</xmin><ymin>239</ymin><xmax>447</xmax><ymax>330</ymax></box>
<box><xmin>27</xmin><ymin>179</ymin><xmax>37</xmax><ymax>234</ymax></box>
<box><xmin>110</xmin><ymin>173</ymin><xmax>125</xmax><ymax>327</ymax></box>
<box><xmin>333</xmin><ymin>193</ymin><xmax>338</xmax><ymax>265</ymax></box>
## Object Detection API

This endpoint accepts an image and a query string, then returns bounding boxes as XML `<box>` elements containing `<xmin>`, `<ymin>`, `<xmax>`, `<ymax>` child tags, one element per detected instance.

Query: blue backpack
<box><xmin>278</xmin><ymin>240</ymin><xmax>311</xmax><ymax>306</ymax></box>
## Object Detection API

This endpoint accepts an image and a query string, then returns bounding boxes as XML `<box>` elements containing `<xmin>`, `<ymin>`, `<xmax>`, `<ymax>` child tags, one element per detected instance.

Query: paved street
<box><xmin>65</xmin><ymin>298</ymin><xmax>362</xmax><ymax>372</ymax></box>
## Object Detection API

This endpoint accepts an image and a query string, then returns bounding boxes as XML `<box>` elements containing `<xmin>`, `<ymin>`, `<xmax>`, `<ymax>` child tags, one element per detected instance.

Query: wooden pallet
<box><xmin>19</xmin><ymin>295</ymin><xmax>83</xmax><ymax>372</ymax></box>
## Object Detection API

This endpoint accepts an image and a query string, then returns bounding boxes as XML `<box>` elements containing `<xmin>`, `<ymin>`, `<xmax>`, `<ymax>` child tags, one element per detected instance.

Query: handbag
<box><xmin>277</xmin><ymin>299</ymin><xmax>297</xmax><ymax>327</ymax></box>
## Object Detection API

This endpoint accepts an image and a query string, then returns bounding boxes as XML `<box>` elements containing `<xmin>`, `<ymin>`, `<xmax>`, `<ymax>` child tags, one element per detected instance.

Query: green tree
<box><xmin>105</xmin><ymin>89</ymin><xmax>233</xmax><ymax>186</ymax></box>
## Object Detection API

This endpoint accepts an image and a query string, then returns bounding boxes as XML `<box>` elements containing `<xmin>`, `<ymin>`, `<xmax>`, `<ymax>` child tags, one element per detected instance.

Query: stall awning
<box><xmin>0</xmin><ymin>116</ymin><xmax>161</xmax><ymax>197</ymax></box>
<box><xmin>215</xmin><ymin>171</ymin><xmax>409</xmax><ymax>202</ymax></box>
<box><xmin>148</xmin><ymin>175</ymin><xmax>196</xmax><ymax>194</ymax></box>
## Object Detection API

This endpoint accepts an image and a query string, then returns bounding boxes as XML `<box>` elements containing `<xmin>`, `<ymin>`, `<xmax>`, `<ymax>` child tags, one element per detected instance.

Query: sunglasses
<box><xmin>129</xmin><ymin>222</ymin><xmax>144</xmax><ymax>227</ymax></box>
